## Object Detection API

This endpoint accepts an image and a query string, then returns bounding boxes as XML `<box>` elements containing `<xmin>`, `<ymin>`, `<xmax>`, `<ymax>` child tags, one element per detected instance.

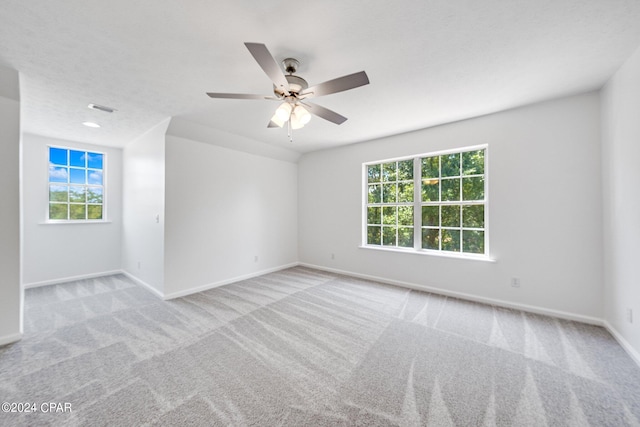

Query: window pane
<box><xmin>88</xmin><ymin>170</ymin><xmax>103</xmax><ymax>185</ymax></box>
<box><xmin>398</xmin><ymin>227</ymin><xmax>414</xmax><ymax>247</ymax></box>
<box><xmin>69</xmin><ymin>186</ymin><xmax>86</xmax><ymax>203</ymax></box>
<box><xmin>87</xmin><ymin>187</ymin><xmax>103</xmax><ymax>204</ymax></box>
<box><xmin>367</xmin><ymin>207</ymin><xmax>381</xmax><ymax>225</ymax></box>
<box><xmin>70</xmin><ymin>150</ymin><xmax>85</xmax><ymax>167</ymax></box>
<box><xmin>422</xmin><ymin>228</ymin><xmax>439</xmax><ymax>250</ymax></box>
<box><xmin>49</xmin><ymin>203</ymin><xmax>67</xmax><ymax>220</ymax></box>
<box><xmin>70</xmin><ymin>204</ymin><xmax>86</xmax><ymax>220</ymax></box>
<box><xmin>367</xmin><ymin>164</ymin><xmax>381</xmax><ymax>183</ymax></box>
<box><xmin>442</xmin><ymin>205</ymin><xmax>461</xmax><ymax>227</ymax></box>
<box><xmin>368</xmin><ymin>184</ymin><xmax>381</xmax><ymax>203</ymax></box>
<box><xmin>398</xmin><ymin>160</ymin><xmax>413</xmax><ymax>180</ymax></box>
<box><xmin>463</xmin><ymin>177</ymin><xmax>484</xmax><ymax>201</ymax></box>
<box><xmin>383</xmin><ymin>206</ymin><xmax>396</xmax><ymax>225</ymax></box>
<box><xmin>49</xmin><ymin>185</ymin><xmax>68</xmax><ymax>202</ymax></box>
<box><xmin>49</xmin><ymin>147</ymin><xmax>67</xmax><ymax>166</ymax></box>
<box><xmin>463</xmin><ymin>205</ymin><xmax>484</xmax><ymax>228</ymax></box>
<box><xmin>49</xmin><ymin>166</ymin><xmax>68</xmax><ymax>183</ymax></box>
<box><xmin>441</xmin><ymin>178</ymin><xmax>460</xmax><ymax>201</ymax></box>
<box><xmin>441</xmin><ymin>153</ymin><xmax>460</xmax><ymax>177</ymax></box>
<box><xmin>462</xmin><ymin>150</ymin><xmax>484</xmax><ymax>175</ymax></box>
<box><xmin>69</xmin><ymin>168</ymin><xmax>86</xmax><ymax>184</ymax></box>
<box><xmin>87</xmin><ymin>152</ymin><xmax>103</xmax><ymax>169</ymax></box>
<box><xmin>87</xmin><ymin>205</ymin><xmax>103</xmax><ymax>220</ymax></box>
<box><xmin>367</xmin><ymin>226</ymin><xmax>381</xmax><ymax>245</ymax></box>
<box><xmin>422</xmin><ymin>179</ymin><xmax>439</xmax><ymax>202</ymax></box>
<box><xmin>442</xmin><ymin>229</ymin><xmax>461</xmax><ymax>252</ymax></box>
<box><xmin>421</xmin><ymin>156</ymin><xmax>438</xmax><ymax>178</ymax></box>
<box><xmin>422</xmin><ymin>206</ymin><xmax>439</xmax><ymax>227</ymax></box>
<box><xmin>382</xmin><ymin>183</ymin><xmax>397</xmax><ymax>203</ymax></box>
<box><xmin>398</xmin><ymin>182</ymin><xmax>414</xmax><ymax>202</ymax></box>
<box><xmin>382</xmin><ymin>162</ymin><xmax>396</xmax><ymax>182</ymax></box>
<box><xmin>382</xmin><ymin>226</ymin><xmax>396</xmax><ymax>246</ymax></box>
<box><xmin>398</xmin><ymin>206</ymin><xmax>413</xmax><ymax>226</ymax></box>
<box><xmin>463</xmin><ymin>230</ymin><xmax>484</xmax><ymax>254</ymax></box>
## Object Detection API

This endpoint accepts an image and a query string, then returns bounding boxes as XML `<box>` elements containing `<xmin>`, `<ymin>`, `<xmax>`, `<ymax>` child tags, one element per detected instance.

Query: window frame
<box><xmin>47</xmin><ymin>145</ymin><xmax>107</xmax><ymax>223</ymax></box>
<box><xmin>362</xmin><ymin>144</ymin><xmax>490</xmax><ymax>260</ymax></box>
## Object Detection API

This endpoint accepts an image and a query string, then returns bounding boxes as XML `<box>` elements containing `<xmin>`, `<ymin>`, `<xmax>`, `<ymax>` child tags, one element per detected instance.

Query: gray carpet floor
<box><xmin>1</xmin><ymin>266</ymin><xmax>639</xmax><ymax>426</ymax></box>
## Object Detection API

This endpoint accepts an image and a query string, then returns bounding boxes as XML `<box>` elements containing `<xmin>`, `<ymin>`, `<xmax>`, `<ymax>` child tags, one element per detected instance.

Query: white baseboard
<box><xmin>162</xmin><ymin>262</ymin><xmax>300</xmax><ymax>300</ymax></box>
<box><xmin>120</xmin><ymin>270</ymin><xmax>164</xmax><ymax>300</ymax></box>
<box><xmin>299</xmin><ymin>263</ymin><xmax>604</xmax><ymax>326</ymax></box>
<box><xmin>23</xmin><ymin>270</ymin><xmax>124</xmax><ymax>289</ymax></box>
<box><xmin>603</xmin><ymin>320</ymin><xmax>640</xmax><ymax>368</ymax></box>
<box><xmin>0</xmin><ymin>332</ymin><xmax>22</xmax><ymax>346</ymax></box>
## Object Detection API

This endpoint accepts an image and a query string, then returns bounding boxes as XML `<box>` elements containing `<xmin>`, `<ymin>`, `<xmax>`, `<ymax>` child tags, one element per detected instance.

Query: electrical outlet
<box><xmin>254</xmin><ymin>255</ymin><xmax>259</xmax><ymax>263</ymax></box>
<box><xmin>331</xmin><ymin>253</ymin><xmax>335</xmax><ymax>260</ymax></box>
<box><xmin>137</xmin><ymin>261</ymin><xmax>141</xmax><ymax>270</ymax></box>
<box><xmin>510</xmin><ymin>277</ymin><xmax>521</xmax><ymax>288</ymax></box>
<box><xmin>627</xmin><ymin>308</ymin><xmax>633</xmax><ymax>323</ymax></box>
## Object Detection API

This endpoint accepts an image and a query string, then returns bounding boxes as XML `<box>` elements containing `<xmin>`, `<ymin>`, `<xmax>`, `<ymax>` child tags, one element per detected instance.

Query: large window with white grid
<box><xmin>364</xmin><ymin>145</ymin><xmax>487</xmax><ymax>257</ymax></box>
<box><xmin>48</xmin><ymin>146</ymin><xmax>105</xmax><ymax>221</ymax></box>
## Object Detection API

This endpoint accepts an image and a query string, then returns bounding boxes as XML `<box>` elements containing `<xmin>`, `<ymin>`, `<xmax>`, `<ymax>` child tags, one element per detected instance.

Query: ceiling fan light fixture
<box><xmin>293</xmin><ymin>105</ymin><xmax>311</xmax><ymax>125</ymax></box>
<box><xmin>270</xmin><ymin>114</ymin><xmax>285</xmax><ymax>128</ymax></box>
<box><xmin>275</xmin><ymin>102</ymin><xmax>292</xmax><ymax>121</ymax></box>
<box><xmin>290</xmin><ymin>113</ymin><xmax>304</xmax><ymax>130</ymax></box>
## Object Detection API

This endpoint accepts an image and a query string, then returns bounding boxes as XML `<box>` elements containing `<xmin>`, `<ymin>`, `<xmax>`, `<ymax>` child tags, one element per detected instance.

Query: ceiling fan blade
<box><xmin>207</xmin><ymin>92</ymin><xmax>275</xmax><ymax>100</ymax></box>
<box><xmin>267</xmin><ymin>120</ymin><xmax>280</xmax><ymax>128</ymax></box>
<box><xmin>244</xmin><ymin>42</ymin><xmax>290</xmax><ymax>95</ymax></box>
<box><xmin>303</xmin><ymin>101</ymin><xmax>348</xmax><ymax>125</ymax></box>
<box><xmin>301</xmin><ymin>71</ymin><xmax>369</xmax><ymax>97</ymax></box>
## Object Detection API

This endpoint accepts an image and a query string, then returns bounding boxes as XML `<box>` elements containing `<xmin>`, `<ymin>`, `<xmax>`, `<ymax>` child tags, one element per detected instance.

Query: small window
<box><xmin>48</xmin><ymin>147</ymin><xmax>105</xmax><ymax>221</ymax></box>
<box><xmin>364</xmin><ymin>146</ymin><xmax>487</xmax><ymax>257</ymax></box>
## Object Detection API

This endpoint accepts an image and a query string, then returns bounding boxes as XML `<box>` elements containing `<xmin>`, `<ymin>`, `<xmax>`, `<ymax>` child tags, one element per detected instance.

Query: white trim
<box><xmin>162</xmin><ymin>262</ymin><xmax>300</xmax><ymax>300</ymax></box>
<box><xmin>358</xmin><ymin>245</ymin><xmax>496</xmax><ymax>262</ymax></box>
<box><xmin>603</xmin><ymin>321</ymin><xmax>640</xmax><ymax>368</ymax></box>
<box><xmin>39</xmin><ymin>220</ymin><xmax>113</xmax><ymax>225</ymax></box>
<box><xmin>0</xmin><ymin>333</ymin><xmax>22</xmax><ymax>346</ymax></box>
<box><xmin>299</xmin><ymin>262</ymin><xmax>603</xmax><ymax>326</ymax></box>
<box><xmin>120</xmin><ymin>271</ymin><xmax>164</xmax><ymax>299</ymax></box>
<box><xmin>22</xmin><ymin>270</ymin><xmax>123</xmax><ymax>289</ymax></box>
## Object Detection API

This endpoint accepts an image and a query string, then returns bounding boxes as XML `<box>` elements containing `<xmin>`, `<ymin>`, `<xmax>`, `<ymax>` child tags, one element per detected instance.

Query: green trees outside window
<box><xmin>365</xmin><ymin>147</ymin><xmax>486</xmax><ymax>255</ymax></box>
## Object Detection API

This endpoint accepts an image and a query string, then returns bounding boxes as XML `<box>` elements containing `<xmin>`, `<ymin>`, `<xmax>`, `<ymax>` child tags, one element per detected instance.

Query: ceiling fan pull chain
<box><xmin>288</xmin><ymin>120</ymin><xmax>293</xmax><ymax>143</ymax></box>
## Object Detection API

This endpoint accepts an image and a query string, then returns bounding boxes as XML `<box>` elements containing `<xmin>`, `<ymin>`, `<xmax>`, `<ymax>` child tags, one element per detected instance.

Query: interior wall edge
<box><xmin>22</xmin><ymin>270</ymin><xmax>124</xmax><ymax>289</ymax></box>
<box><xmin>299</xmin><ymin>262</ymin><xmax>604</xmax><ymax>326</ymax></box>
<box><xmin>162</xmin><ymin>262</ymin><xmax>300</xmax><ymax>300</ymax></box>
<box><xmin>603</xmin><ymin>320</ymin><xmax>640</xmax><ymax>368</ymax></box>
<box><xmin>0</xmin><ymin>333</ymin><xmax>22</xmax><ymax>347</ymax></box>
<box><xmin>120</xmin><ymin>270</ymin><xmax>164</xmax><ymax>300</ymax></box>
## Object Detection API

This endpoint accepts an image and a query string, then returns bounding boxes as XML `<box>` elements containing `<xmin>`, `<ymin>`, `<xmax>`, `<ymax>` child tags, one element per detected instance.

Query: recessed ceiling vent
<box><xmin>88</xmin><ymin>103</ymin><xmax>116</xmax><ymax>113</ymax></box>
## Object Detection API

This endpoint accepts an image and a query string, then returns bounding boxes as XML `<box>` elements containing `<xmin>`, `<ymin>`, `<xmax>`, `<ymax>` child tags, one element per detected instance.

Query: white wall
<box><xmin>601</xmin><ymin>44</ymin><xmax>640</xmax><ymax>361</ymax></box>
<box><xmin>0</xmin><ymin>65</ymin><xmax>21</xmax><ymax>345</ymax></box>
<box><xmin>21</xmin><ymin>134</ymin><xmax>123</xmax><ymax>286</ymax></box>
<box><xmin>163</xmin><ymin>133</ymin><xmax>298</xmax><ymax>298</ymax></box>
<box><xmin>121</xmin><ymin>119</ymin><xmax>169</xmax><ymax>295</ymax></box>
<box><xmin>299</xmin><ymin>92</ymin><xmax>603</xmax><ymax>321</ymax></box>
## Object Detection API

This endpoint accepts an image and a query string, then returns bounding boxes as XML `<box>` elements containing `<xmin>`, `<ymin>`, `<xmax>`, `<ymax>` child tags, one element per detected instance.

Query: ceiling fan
<box><xmin>206</xmin><ymin>43</ymin><xmax>370</xmax><ymax>141</ymax></box>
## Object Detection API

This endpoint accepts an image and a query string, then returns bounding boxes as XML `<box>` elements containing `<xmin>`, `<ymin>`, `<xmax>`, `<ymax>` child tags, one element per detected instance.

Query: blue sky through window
<box><xmin>49</xmin><ymin>147</ymin><xmax>67</xmax><ymax>165</ymax></box>
<box><xmin>70</xmin><ymin>150</ymin><xmax>85</xmax><ymax>167</ymax></box>
<box><xmin>88</xmin><ymin>153</ymin><xmax>103</xmax><ymax>169</ymax></box>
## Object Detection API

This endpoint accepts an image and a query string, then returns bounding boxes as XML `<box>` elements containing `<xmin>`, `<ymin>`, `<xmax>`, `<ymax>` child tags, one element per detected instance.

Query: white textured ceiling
<box><xmin>1</xmin><ymin>0</ymin><xmax>640</xmax><ymax>153</ymax></box>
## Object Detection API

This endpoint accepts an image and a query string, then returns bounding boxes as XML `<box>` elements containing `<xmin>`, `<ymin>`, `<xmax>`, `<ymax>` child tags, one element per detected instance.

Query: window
<box><xmin>365</xmin><ymin>146</ymin><xmax>487</xmax><ymax>257</ymax></box>
<box><xmin>48</xmin><ymin>147</ymin><xmax>105</xmax><ymax>221</ymax></box>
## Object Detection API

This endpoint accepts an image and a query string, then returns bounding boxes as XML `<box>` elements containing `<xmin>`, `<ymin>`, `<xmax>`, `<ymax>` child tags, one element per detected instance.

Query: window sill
<box><xmin>40</xmin><ymin>220</ymin><xmax>113</xmax><ymax>225</ymax></box>
<box><xmin>359</xmin><ymin>245</ymin><xmax>496</xmax><ymax>262</ymax></box>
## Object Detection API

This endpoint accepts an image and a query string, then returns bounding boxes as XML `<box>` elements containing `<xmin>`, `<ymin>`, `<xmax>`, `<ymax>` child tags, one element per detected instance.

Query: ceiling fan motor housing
<box><xmin>275</xmin><ymin>74</ymin><xmax>308</xmax><ymax>97</ymax></box>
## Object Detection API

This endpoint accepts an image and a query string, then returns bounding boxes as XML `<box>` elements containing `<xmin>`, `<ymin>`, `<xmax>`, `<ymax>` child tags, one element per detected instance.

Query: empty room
<box><xmin>1</xmin><ymin>1</ymin><xmax>640</xmax><ymax>425</ymax></box>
